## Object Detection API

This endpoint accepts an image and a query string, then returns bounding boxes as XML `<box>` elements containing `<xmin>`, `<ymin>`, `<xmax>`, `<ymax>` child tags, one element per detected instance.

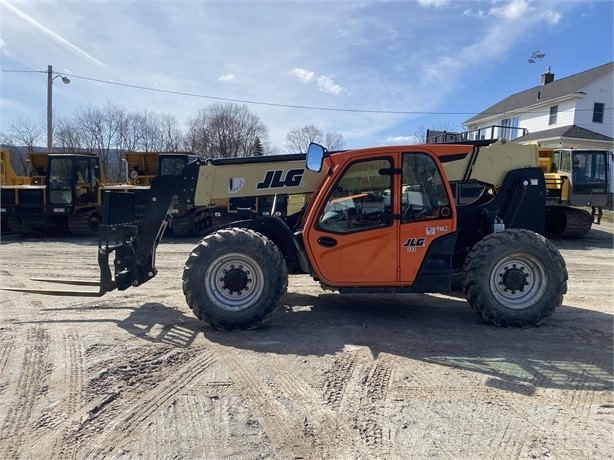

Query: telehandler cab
<box><xmin>4</xmin><ymin>142</ymin><xmax>568</xmax><ymax>330</ymax></box>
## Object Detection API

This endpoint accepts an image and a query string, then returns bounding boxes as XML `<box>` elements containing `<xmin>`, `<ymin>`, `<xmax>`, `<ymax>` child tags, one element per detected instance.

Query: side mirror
<box><xmin>306</xmin><ymin>142</ymin><xmax>325</xmax><ymax>173</ymax></box>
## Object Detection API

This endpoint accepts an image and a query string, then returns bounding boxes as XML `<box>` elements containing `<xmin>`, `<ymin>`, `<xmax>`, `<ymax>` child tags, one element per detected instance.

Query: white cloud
<box><xmin>462</xmin><ymin>8</ymin><xmax>486</xmax><ymax>18</ymax></box>
<box><xmin>382</xmin><ymin>135</ymin><xmax>420</xmax><ymax>145</ymax></box>
<box><xmin>219</xmin><ymin>73</ymin><xmax>237</xmax><ymax>83</ymax></box>
<box><xmin>292</xmin><ymin>68</ymin><xmax>344</xmax><ymax>95</ymax></box>
<box><xmin>291</xmin><ymin>67</ymin><xmax>315</xmax><ymax>83</ymax></box>
<box><xmin>489</xmin><ymin>0</ymin><xmax>532</xmax><ymax>21</ymax></box>
<box><xmin>317</xmin><ymin>75</ymin><xmax>344</xmax><ymax>95</ymax></box>
<box><xmin>543</xmin><ymin>10</ymin><xmax>562</xmax><ymax>25</ymax></box>
<box><xmin>417</xmin><ymin>0</ymin><xmax>449</xmax><ymax>7</ymax></box>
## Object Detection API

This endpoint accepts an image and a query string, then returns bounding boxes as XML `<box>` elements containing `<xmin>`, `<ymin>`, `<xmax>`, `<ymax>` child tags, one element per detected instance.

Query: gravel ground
<box><xmin>0</xmin><ymin>221</ymin><xmax>612</xmax><ymax>459</ymax></box>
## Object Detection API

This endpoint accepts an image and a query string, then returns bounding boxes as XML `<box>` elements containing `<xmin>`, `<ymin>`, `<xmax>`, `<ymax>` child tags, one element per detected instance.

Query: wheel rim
<box><xmin>204</xmin><ymin>252</ymin><xmax>265</xmax><ymax>312</ymax></box>
<box><xmin>489</xmin><ymin>253</ymin><xmax>548</xmax><ymax>310</ymax></box>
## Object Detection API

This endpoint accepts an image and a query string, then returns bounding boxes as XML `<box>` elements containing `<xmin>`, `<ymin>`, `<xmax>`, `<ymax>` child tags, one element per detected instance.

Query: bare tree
<box><xmin>74</xmin><ymin>101</ymin><xmax>126</xmax><ymax>181</ymax></box>
<box><xmin>184</xmin><ymin>103</ymin><xmax>269</xmax><ymax>158</ymax></box>
<box><xmin>55</xmin><ymin>116</ymin><xmax>85</xmax><ymax>153</ymax></box>
<box><xmin>285</xmin><ymin>124</ymin><xmax>345</xmax><ymax>153</ymax></box>
<box><xmin>160</xmin><ymin>113</ymin><xmax>182</xmax><ymax>152</ymax></box>
<box><xmin>7</xmin><ymin>118</ymin><xmax>44</xmax><ymax>151</ymax></box>
<box><xmin>324</xmin><ymin>132</ymin><xmax>345</xmax><ymax>151</ymax></box>
<box><xmin>4</xmin><ymin>118</ymin><xmax>44</xmax><ymax>173</ymax></box>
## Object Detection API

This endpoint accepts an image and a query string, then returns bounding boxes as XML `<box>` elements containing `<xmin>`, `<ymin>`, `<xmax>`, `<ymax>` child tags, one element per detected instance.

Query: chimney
<box><xmin>541</xmin><ymin>66</ymin><xmax>555</xmax><ymax>85</ymax></box>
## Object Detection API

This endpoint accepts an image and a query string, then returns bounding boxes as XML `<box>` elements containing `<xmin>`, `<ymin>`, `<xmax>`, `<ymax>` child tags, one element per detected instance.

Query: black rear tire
<box><xmin>182</xmin><ymin>227</ymin><xmax>288</xmax><ymax>330</ymax></box>
<box><xmin>462</xmin><ymin>229</ymin><xmax>567</xmax><ymax>327</ymax></box>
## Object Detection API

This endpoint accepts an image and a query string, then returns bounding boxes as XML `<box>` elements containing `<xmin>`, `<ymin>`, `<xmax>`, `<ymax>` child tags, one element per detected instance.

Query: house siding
<box><xmin>572</xmin><ymin>73</ymin><xmax>614</xmax><ymax>137</ymax></box>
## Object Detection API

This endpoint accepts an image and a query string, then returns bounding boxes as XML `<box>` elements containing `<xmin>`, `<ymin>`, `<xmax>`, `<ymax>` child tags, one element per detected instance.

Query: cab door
<box><xmin>398</xmin><ymin>152</ymin><xmax>456</xmax><ymax>284</ymax></box>
<box><xmin>304</xmin><ymin>155</ymin><xmax>399</xmax><ymax>285</ymax></box>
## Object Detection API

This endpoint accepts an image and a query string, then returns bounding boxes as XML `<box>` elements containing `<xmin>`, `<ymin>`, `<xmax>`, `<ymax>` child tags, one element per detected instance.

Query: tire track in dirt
<box><xmin>48</xmin><ymin>329</ymin><xmax>85</xmax><ymax>460</ymax></box>
<box><xmin>261</xmin><ymin>357</ymin><xmax>375</xmax><ymax>459</ymax></box>
<box><xmin>0</xmin><ymin>326</ymin><xmax>51</xmax><ymax>460</ymax></box>
<box><xmin>0</xmin><ymin>332</ymin><xmax>14</xmax><ymax>393</ymax></box>
<box><xmin>319</xmin><ymin>349</ymin><xmax>401</xmax><ymax>457</ymax></box>
<box><xmin>355</xmin><ymin>359</ymin><xmax>394</xmax><ymax>449</ymax></box>
<box><xmin>213</xmin><ymin>350</ymin><xmax>319</xmax><ymax>458</ymax></box>
<box><xmin>386</xmin><ymin>360</ymin><xmax>526</xmax><ymax>460</ymax></box>
<box><xmin>184</xmin><ymin>393</ymin><xmax>231</xmax><ymax>459</ymax></box>
<box><xmin>322</xmin><ymin>349</ymin><xmax>360</xmax><ymax>411</ymax></box>
<box><xmin>323</xmin><ymin>351</ymin><xmax>400</xmax><ymax>452</ymax></box>
<box><xmin>82</xmin><ymin>348</ymin><xmax>217</xmax><ymax>459</ymax></box>
<box><xmin>130</xmin><ymin>390</ymin><xmax>236</xmax><ymax>459</ymax></box>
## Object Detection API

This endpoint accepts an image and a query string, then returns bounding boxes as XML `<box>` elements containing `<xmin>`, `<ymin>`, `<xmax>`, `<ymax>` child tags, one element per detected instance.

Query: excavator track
<box><xmin>67</xmin><ymin>212</ymin><xmax>99</xmax><ymax>237</ymax></box>
<box><xmin>545</xmin><ymin>206</ymin><xmax>593</xmax><ymax>238</ymax></box>
<box><xmin>170</xmin><ymin>210</ymin><xmax>212</xmax><ymax>237</ymax></box>
<box><xmin>5</xmin><ymin>217</ymin><xmax>41</xmax><ymax>236</ymax></box>
<box><xmin>6</xmin><ymin>216</ymin><xmax>70</xmax><ymax>236</ymax></box>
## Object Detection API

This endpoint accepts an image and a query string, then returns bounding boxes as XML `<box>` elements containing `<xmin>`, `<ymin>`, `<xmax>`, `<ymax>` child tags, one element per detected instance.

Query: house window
<box><xmin>549</xmin><ymin>106</ymin><xmax>558</xmax><ymax>125</ymax></box>
<box><xmin>593</xmin><ymin>103</ymin><xmax>605</xmax><ymax>123</ymax></box>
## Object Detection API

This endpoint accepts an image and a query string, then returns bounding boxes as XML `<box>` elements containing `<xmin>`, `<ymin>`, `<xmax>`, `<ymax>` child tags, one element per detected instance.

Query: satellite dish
<box><xmin>528</xmin><ymin>50</ymin><xmax>546</xmax><ymax>63</ymax></box>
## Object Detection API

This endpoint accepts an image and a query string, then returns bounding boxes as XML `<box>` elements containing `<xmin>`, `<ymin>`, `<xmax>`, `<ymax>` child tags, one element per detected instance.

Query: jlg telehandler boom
<box><xmin>4</xmin><ymin>142</ymin><xmax>567</xmax><ymax>329</ymax></box>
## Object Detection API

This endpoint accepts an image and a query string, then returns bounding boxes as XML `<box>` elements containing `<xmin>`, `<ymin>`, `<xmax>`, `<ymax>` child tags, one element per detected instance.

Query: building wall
<box><xmin>572</xmin><ymin>73</ymin><xmax>614</xmax><ymax>137</ymax></box>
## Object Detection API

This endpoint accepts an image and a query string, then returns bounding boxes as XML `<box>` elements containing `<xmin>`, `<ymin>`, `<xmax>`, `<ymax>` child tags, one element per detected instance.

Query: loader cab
<box><xmin>47</xmin><ymin>155</ymin><xmax>100</xmax><ymax>206</ymax></box>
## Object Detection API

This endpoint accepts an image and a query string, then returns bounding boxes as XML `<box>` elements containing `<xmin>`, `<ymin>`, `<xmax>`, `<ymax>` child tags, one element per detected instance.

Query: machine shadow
<box><xmin>111</xmin><ymin>292</ymin><xmax>612</xmax><ymax>394</ymax></box>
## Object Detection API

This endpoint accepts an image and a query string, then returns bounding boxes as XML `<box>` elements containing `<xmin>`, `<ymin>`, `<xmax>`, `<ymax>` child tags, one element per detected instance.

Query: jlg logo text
<box><xmin>256</xmin><ymin>169</ymin><xmax>304</xmax><ymax>189</ymax></box>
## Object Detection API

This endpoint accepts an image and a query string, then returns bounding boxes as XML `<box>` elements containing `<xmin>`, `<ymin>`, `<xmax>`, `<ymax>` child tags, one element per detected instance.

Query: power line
<box><xmin>1</xmin><ymin>68</ymin><xmax>611</xmax><ymax>116</ymax></box>
<box><xmin>53</xmin><ymin>72</ymin><xmax>479</xmax><ymax>115</ymax></box>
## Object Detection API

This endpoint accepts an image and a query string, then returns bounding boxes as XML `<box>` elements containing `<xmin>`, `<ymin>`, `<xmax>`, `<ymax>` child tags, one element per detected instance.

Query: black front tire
<box><xmin>462</xmin><ymin>229</ymin><xmax>567</xmax><ymax>327</ymax></box>
<box><xmin>182</xmin><ymin>227</ymin><xmax>288</xmax><ymax>331</ymax></box>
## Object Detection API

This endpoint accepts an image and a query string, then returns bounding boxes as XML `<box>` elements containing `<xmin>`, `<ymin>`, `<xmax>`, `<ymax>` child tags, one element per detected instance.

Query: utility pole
<box><xmin>47</xmin><ymin>65</ymin><xmax>53</xmax><ymax>151</ymax></box>
<box><xmin>47</xmin><ymin>65</ymin><xmax>70</xmax><ymax>152</ymax></box>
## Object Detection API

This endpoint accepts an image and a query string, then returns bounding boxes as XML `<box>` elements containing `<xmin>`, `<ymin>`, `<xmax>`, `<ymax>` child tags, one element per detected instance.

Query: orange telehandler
<box><xmin>4</xmin><ymin>139</ymin><xmax>568</xmax><ymax>330</ymax></box>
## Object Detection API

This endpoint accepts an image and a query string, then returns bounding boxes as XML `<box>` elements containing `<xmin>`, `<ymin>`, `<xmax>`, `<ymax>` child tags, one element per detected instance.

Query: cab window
<box><xmin>401</xmin><ymin>153</ymin><xmax>449</xmax><ymax>223</ymax></box>
<box><xmin>317</xmin><ymin>158</ymin><xmax>392</xmax><ymax>233</ymax></box>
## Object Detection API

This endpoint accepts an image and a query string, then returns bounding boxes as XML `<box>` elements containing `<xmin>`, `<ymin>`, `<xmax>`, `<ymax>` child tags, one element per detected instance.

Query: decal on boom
<box><xmin>256</xmin><ymin>169</ymin><xmax>304</xmax><ymax>189</ymax></box>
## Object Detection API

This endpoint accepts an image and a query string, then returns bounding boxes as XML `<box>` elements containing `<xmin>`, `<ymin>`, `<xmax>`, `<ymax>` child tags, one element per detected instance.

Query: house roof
<box><xmin>464</xmin><ymin>61</ymin><xmax>614</xmax><ymax>125</ymax></box>
<box><xmin>515</xmin><ymin>124</ymin><xmax>613</xmax><ymax>143</ymax></box>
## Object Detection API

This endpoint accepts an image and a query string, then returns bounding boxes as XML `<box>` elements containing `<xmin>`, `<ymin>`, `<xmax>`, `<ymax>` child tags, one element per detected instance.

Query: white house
<box><xmin>462</xmin><ymin>62</ymin><xmax>613</xmax><ymax>150</ymax></box>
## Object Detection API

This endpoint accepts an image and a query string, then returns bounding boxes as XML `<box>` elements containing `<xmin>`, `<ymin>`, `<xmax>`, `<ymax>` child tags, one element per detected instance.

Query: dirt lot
<box><xmin>0</xmin><ymin>222</ymin><xmax>612</xmax><ymax>460</ymax></box>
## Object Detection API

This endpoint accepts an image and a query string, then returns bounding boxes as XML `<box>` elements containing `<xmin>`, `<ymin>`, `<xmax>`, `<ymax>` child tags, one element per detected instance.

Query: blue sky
<box><xmin>1</xmin><ymin>0</ymin><xmax>612</xmax><ymax>151</ymax></box>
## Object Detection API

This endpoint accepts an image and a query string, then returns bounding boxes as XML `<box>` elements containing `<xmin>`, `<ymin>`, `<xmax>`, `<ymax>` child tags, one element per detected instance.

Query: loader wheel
<box><xmin>182</xmin><ymin>227</ymin><xmax>288</xmax><ymax>331</ymax></box>
<box><xmin>462</xmin><ymin>229</ymin><xmax>567</xmax><ymax>327</ymax></box>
